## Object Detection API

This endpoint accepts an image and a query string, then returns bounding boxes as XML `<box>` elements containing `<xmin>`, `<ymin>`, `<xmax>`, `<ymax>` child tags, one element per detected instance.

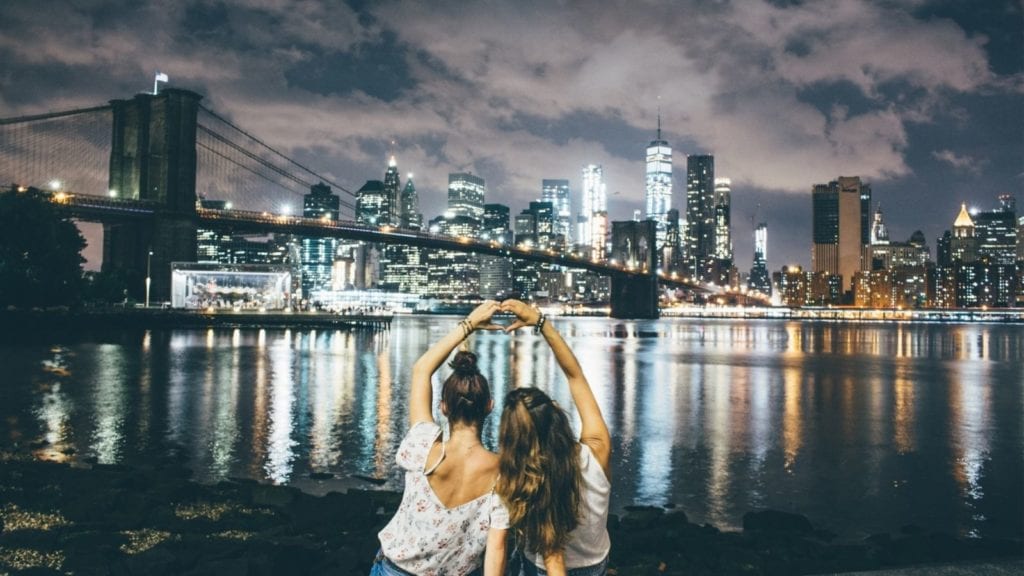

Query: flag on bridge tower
<box><xmin>153</xmin><ymin>72</ymin><xmax>169</xmax><ymax>95</ymax></box>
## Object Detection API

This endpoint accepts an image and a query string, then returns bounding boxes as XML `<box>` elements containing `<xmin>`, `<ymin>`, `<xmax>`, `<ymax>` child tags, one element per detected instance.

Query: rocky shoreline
<box><xmin>0</xmin><ymin>458</ymin><xmax>1020</xmax><ymax>576</ymax></box>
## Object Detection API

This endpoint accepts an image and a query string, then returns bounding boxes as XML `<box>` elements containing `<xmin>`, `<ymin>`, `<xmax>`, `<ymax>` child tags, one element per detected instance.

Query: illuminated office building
<box><xmin>448</xmin><ymin>172</ymin><xmax>486</xmax><ymax>225</ymax></box>
<box><xmin>713</xmin><ymin>177</ymin><xmax>732</xmax><ymax>261</ymax></box>
<box><xmin>380</xmin><ymin>159</ymin><xmax>426</xmax><ymax>294</ymax></box>
<box><xmin>748</xmin><ymin>222</ymin><xmax>771</xmax><ymax>295</ymax></box>
<box><xmin>300</xmin><ymin>182</ymin><xmax>340</xmax><ymax>297</ymax></box>
<box><xmin>811</xmin><ymin>176</ymin><xmax>871</xmax><ymax>296</ymax></box>
<box><xmin>480</xmin><ymin>203</ymin><xmax>513</xmax><ymax>298</ymax></box>
<box><xmin>685</xmin><ymin>155</ymin><xmax>715</xmax><ymax>279</ymax></box>
<box><xmin>381</xmin><ymin>156</ymin><xmax>401</xmax><ymax>226</ymax></box>
<box><xmin>578</xmin><ymin>164</ymin><xmax>607</xmax><ymax>259</ymax></box>
<box><xmin>542</xmin><ymin>179</ymin><xmax>572</xmax><ymax>249</ymax></box>
<box><xmin>644</xmin><ymin>118</ymin><xmax>672</xmax><ymax>248</ymax></box>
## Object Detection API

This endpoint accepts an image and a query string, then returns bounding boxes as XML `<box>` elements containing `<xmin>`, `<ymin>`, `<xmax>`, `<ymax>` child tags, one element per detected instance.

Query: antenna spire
<box><xmin>657</xmin><ymin>106</ymin><xmax>662</xmax><ymax>141</ymax></box>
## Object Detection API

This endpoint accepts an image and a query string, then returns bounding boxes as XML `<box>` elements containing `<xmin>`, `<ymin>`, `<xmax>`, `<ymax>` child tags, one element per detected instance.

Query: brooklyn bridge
<box><xmin>0</xmin><ymin>87</ymin><xmax>755</xmax><ymax>318</ymax></box>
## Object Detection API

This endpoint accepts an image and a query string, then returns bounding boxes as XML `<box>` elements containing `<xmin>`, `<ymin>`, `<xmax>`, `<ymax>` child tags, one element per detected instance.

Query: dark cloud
<box><xmin>284</xmin><ymin>31</ymin><xmax>414</xmax><ymax>101</ymax></box>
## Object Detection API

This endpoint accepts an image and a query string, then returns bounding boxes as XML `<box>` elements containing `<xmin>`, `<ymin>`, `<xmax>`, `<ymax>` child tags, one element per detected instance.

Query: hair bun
<box><xmin>449</xmin><ymin>350</ymin><xmax>479</xmax><ymax>376</ymax></box>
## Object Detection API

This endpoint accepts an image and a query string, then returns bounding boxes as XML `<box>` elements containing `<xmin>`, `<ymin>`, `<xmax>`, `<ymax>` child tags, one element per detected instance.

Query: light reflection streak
<box><xmin>784</xmin><ymin>323</ymin><xmax>803</xmax><ymax>357</ymax></box>
<box><xmin>782</xmin><ymin>365</ymin><xmax>802</xmax><ymax>473</ymax></box>
<box><xmin>208</xmin><ymin>333</ymin><xmax>240</xmax><ymax>479</ymax></box>
<box><xmin>615</xmin><ymin>328</ymin><xmax>637</xmax><ymax>441</ymax></box>
<box><xmin>636</xmin><ymin>338</ymin><xmax>675</xmax><ymax>505</ymax></box>
<box><xmin>33</xmin><ymin>347</ymin><xmax>73</xmax><ymax>462</ymax></box>
<box><xmin>893</xmin><ymin>361</ymin><xmax>916</xmax><ymax>454</ymax></box>
<box><xmin>265</xmin><ymin>331</ymin><xmax>297</xmax><ymax>484</ymax></box>
<box><xmin>249</xmin><ymin>332</ymin><xmax>269</xmax><ymax>478</ymax></box>
<box><xmin>747</xmin><ymin>365</ymin><xmax>773</xmax><ymax>506</ymax></box>
<box><xmin>90</xmin><ymin>344</ymin><xmax>127</xmax><ymax>464</ymax></box>
<box><xmin>948</xmin><ymin>343</ymin><xmax>993</xmax><ymax>536</ymax></box>
<box><xmin>136</xmin><ymin>331</ymin><xmax>152</xmax><ymax>449</ymax></box>
<box><xmin>373</xmin><ymin>336</ymin><xmax>393</xmax><ymax>476</ymax></box>
<box><xmin>477</xmin><ymin>333</ymin><xmax>510</xmax><ymax>448</ymax></box>
<box><xmin>704</xmin><ymin>363</ymin><xmax>734</xmax><ymax>527</ymax></box>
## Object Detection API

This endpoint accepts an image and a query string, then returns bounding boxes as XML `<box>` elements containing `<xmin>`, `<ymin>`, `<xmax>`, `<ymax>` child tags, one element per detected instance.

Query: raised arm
<box><xmin>409</xmin><ymin>300</ymin><xmax>501</xmax><ymax>426</ymax></box>
<box><xmin>500</xmin><ymin>300</ymin><xmax>612</xmax><ymax>475</ymax></box>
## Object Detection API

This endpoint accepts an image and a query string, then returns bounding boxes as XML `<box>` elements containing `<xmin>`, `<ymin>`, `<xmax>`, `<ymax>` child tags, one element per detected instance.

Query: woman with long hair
<box><xmin>372</xmin><ymin>300</ymin><xmax>509</xmax><ymax>576</ymax></box>
<box><xmin>496</xmin><ymin>299</ymin><xmax>612</xmax><ymax>576</ymax></box>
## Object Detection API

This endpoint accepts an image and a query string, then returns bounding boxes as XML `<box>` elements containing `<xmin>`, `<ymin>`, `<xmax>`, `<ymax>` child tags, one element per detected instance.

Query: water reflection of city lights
<box><xmin>265</xmin><ymin>338</ymin><xmax>296</xmax><ymax>484</ymax></box>
<box><xmin>91</xmin><ymin>344</ymin><xmax>127</xmax><ymax>464</ymax></box>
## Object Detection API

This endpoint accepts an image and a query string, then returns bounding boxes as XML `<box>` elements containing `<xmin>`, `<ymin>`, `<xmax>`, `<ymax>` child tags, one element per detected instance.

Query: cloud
<box><xmin>931</xmin><ymin>149</ymin><xmax>984</xmax><ymax>175</ymax></box>
<box><xmin>1</xmin><ymin>0</ymin><xmax>1019</xmax><ymax>269</ymax></box>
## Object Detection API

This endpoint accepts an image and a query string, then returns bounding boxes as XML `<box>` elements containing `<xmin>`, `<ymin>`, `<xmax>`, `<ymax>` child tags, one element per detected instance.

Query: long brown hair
<box><xmin>496</xmin><ymin>387</ymin><xmax>582</xmax><ymax>557</ymax></box>
<box><xmin>442</xmin><ymin>350</ymin><xmax>491</xmax><ymax>428</ymax></box>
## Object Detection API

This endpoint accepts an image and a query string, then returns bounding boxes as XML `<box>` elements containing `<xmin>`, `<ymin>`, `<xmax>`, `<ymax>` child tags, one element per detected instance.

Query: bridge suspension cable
<box><xmin>0</xmin><ymin>106</ymin><xmax>112</xmax><ymax>195</ymax></box>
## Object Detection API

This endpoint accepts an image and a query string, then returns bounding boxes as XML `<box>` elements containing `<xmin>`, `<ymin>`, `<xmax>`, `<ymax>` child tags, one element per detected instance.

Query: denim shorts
<box><xmin>370</xmin><ymin>550</ymin><xmax>415</xmax><ymax>576</ymax></box>
<box><xmin>516</xmin><ymin>553</ymin><xmax>608</xmax><ymax>576</ymax></box>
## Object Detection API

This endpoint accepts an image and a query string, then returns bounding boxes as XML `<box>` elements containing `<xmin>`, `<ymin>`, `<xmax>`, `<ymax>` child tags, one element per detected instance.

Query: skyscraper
<box><xmin>448</xmin><ymin>172</ymin><xmax>486</xmax><ymax>224</ymax></box>
<box><xmin>355</xmin><ymin>180</ymin><xmax>388</xmax><ymax>226</ymax></box>
<box><xmin>685</xmin><ymin>154</ymin><xmax>715</xmax><ymax>279</ymax></box>
<box><xmin>381</xmin><ymin>156</ymin><xmax>401</xmax><ymax>226</ymax></box>
<box><xmin>480</xmin><ymin>203</ymin><xmax>513</xmax><ymax>298</ymax></box>
<box><xmin>644</xmin><ymin>118</ymin><xmax>672</xmax><ymax>248</ymax></box>
<box><xmin>400</xmin><ymin>174</ymin><xmax>422</xmax><ymax>230</ymax></box>
<box><xmin>811</xmin><ymin>176</ymin><xmax>870</xmax><ymax>294</ymax></box>
<box><xmin>541</xmin><ymin>179</ymin><xmax>572</xmax><ymax>249</ymax></box>
<box><xmin>300</xmin><ymin>182</ymin><xmax>340</xmax><ymax>297</ymax></box>
<box><xmin>381</xmin><ymin>159</ymin><xmax>427</xmax><ymax>294</ymax></box>
<box><xmin>579</xmin><ymin>164</ymin><xmax>607</xmax><ymax>259</ymax></box>
<box><xmin>870</xmin><ymin>205</ymin><xmax>890</xmax><ymax>245</ymax></box>
<box><xmin>974</xmin><ymin>195</ymin><xmax>1017</xmax><ymax>265</ymax></box>
<box><xmin>748</xmin><ymin>222</ymin><xmax>770</xmax><ymax>295</ymax></box>
<box><xmin>713</xmin><ymin>177</ymin><xmax>732</xmax><ymax>261</ymax></box>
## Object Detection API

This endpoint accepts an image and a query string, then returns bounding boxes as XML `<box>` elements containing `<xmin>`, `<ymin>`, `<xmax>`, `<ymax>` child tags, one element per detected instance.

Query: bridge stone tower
<box><xmin>609</xmin><ymin>219</ymin><xmax>659</xmax><ymax>319</ymax></box>
<box><xmin>103</xmin><ymin>88</ymin><xmax>202</xmax><ymax>304</ymax></box>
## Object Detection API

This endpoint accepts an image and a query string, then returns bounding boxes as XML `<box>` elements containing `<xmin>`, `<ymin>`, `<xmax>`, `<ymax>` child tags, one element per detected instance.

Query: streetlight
<box><xmin>145</xmin><ymin>249</ymin><xmax>153</xmax><ymax>308</ymax></box>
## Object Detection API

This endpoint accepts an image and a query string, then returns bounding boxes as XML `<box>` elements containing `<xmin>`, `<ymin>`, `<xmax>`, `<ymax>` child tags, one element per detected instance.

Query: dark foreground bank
<box><xmin>0</xmin><ymin>458</ymin><xmax>1019</xmax><ymax>576</ymax></box>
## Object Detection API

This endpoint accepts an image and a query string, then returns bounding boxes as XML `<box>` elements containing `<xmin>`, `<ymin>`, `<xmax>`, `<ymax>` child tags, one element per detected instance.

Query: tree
<box><xmin>0</xmin><ymin>187</ymin><xmax>86</xmax><ymax>307</ymax></box>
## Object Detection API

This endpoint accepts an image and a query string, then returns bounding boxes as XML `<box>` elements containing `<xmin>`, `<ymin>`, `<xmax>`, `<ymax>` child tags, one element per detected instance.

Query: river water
<box><xmin>1</xmin><ymin>316</ymin><xmax>1021</xmax><ymax>540</ymax></box>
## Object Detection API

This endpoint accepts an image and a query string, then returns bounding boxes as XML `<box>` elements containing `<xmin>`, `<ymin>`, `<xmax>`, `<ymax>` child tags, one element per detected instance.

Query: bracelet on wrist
<box><xmin>533</xmin><ymin>313</ymin><xmax>547</xmax><ymax>335</ymax></box>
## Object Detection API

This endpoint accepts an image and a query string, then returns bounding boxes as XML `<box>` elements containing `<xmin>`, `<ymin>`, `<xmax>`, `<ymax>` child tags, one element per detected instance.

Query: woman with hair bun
<box><xmin>496</xmin><ymin>299</ymin><xmax>612</xmax><ymax>576</ymax></box>
<box><xmin>372</xmin><ymin>300</ymin><xmax>509</xmax><ymax>576</ymax></box>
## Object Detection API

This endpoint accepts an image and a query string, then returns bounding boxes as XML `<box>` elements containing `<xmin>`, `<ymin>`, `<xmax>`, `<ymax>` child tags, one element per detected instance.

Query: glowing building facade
<box><xmin>578</xmin><ymin>164</ymin><xmax>607</xmax><ymax>259</ymax></box>
<box><xmin>644</xmin><ymin>120</ymin><xmax>672</xmax><ymax>248</ymax></box>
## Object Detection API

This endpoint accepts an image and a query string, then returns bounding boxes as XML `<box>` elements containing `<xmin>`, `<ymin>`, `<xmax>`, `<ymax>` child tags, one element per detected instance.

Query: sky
<box><xmin>1</xmin><ymin>0</ymin><xmax>1021</xmax><ymax>271</ymax></box>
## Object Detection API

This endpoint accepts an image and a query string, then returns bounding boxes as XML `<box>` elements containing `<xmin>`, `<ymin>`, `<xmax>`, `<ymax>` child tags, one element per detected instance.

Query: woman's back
<box><xmin>426</xmin><ymin>432</ymin><xmax>500</xmax><ymax>509</ymax></box>
<box><xmin>379</xmin><ymin>422</ymin><xmax>508</xmax><ymax>575</ymax></box>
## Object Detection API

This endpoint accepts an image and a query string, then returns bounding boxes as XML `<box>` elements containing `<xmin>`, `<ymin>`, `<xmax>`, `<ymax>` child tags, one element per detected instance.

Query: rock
<box><xmin>620</xmin><ymin>505</ymin><xmax>664</xmax><ymax>529</ymax></box>
<box><xmin>742</xmin><ymin>510</ymin><xmax>814</xmax><ymax>534</ymax></box>
<box><xmin>250</xmin><ymin>484</ymin><xmax>299</xmax><ymax>509</ymax></box>
<box><xmin>351</xmin><ymin>473</ymin><xmax>386</xmax><ymax>485</ymax></box>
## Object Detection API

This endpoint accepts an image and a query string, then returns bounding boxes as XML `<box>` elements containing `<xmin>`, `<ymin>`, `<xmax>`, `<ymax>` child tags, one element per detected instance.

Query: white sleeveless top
<box><xmin>526</xmin><ymin>443</ymin><xmax>611</xmax><ymax>569</ymax></box>
<box><xmin>378</xmin><ymin>421</ymin><xmax>510</xmax><ymax>576</ymax></box>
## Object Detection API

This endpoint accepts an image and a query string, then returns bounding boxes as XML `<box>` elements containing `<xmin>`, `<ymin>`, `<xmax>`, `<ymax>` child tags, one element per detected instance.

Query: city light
<box><xmin>108</xmin><ymin>189</ymin><xmax>118</xmax><ymax>198</ymax></box>
<box><xmin>49</xmin><ymin>179</ymin><xmax>62</xmax><ymax>191</ymax></box>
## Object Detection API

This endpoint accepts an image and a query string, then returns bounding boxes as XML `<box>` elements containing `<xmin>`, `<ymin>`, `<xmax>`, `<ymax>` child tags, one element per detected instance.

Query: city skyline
<box><xmin>1</xmin><ymin>1</ymin><xmax>1021</xmax><ymax>271</ymax></box>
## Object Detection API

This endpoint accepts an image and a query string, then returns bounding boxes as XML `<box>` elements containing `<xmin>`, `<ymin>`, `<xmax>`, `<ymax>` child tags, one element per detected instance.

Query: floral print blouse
<box><xmin>378</xmin><ymin>422</ymin><xmax>510</xmax><ymax>575</ymax></box>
